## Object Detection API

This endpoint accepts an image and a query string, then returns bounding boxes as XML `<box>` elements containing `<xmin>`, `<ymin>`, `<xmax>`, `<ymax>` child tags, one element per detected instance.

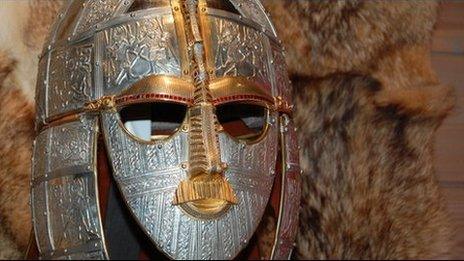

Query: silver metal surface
<box><xmin>31</xmin><ymin>116</ymin><xmax>107</xmax><ymax>259</ymax></box>
<box><xmin>229</xmin><ymin>0</ymin><xmax>277</xmax><ymax>37</ymax></box>
<box><xmin>35</xmin><ymin>55</ymin><xmax>49</xmax><ymax>126</ymax></box>
<box><xmin>72</xmin><ymin>0</ymin><xmax>132</xmax><ymax>38</ymax></box>
<box><xmin>45</xmin><ymin>11</ymin><xmax>181</xmax><ymax>120</ymax></box>
<box><xmin>45</xmin><ymin>0</ymin><xmax>74</xmax><ymax>47</ymax></box>
<box><xmin>206</xmin><ymin>7</ymin><xmax>279</xmax><ymax>45</ymax></box>
<box><xmin>209</xmin><ymin>15</ymin><xmax>272</xmax><ymax>91</ymax></box>
<box><xmin>43</xmin><ymin>6</ymin><xmax>174</xmax><ymax>58</ymax></box>
<box><xmin>54</xmin><ymin>1</ymin><xmax>86</xmax><ymax>44</ymax></box>
<box><xmin>97</xmin><ymin>14</ymin><xmax>182</xmax><ymax>95</ymax></box>
<box><xmin>47</xmin><ymin>41</ymin><xmax>94</xmax><ymax>119</ymax></box>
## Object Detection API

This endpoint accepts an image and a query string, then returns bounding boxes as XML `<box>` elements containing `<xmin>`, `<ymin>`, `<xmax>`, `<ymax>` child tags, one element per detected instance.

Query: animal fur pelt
<box><xmin>0</xmin><ymin>0</ymin><xmax>454</xmax><ymax>259</ymax></box>
<box><xmin>265</xmin><ymin>0</ymin><xmax>454</xmax><ymax>259</ymax></box>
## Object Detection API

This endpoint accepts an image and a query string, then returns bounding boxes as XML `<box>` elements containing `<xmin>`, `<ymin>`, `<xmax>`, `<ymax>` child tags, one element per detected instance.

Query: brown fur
<box><xmin>0</xmin><ymin>51</ymin><xmax>34</xmax><ymax>250</ymax></box>
<box><xmin>292</xmin><ymin>74</ymin><xmax>452</xmax><ymax>259</ymax></box>
<box><xmin>265</xmin><ymin>1</ymin><xmax>438</xmax><ymax>78</ymax></box>
<box><xmin>264</xmin><ymin>0</ymin><xmax>453</xmax><ymax>259</ymax></box>
<box><xmin>0</xmin><ymin>0</ymin><xmax>454</xmax><ymax>259</ymax></box>
<box><xmin>24</xmin><ymin>1</ymin><xmax>63</xmax><ymax>51</ymax></box>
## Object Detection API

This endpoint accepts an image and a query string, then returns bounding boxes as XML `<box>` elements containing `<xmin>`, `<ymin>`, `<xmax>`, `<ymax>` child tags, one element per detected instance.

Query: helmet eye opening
<box><xmin>216</xmin><ymin>102</ymin><xmax>268</xmax><ymax>143</ymax></box>
<box><xmin>125</xmin><ymin>0</ymin><xmax>241</xmax><ymax>14</ymax></box>
<box><xmin>118</xmin><ymin>101</ymin><xmax>187</xmax><ymax>142</ymax></box>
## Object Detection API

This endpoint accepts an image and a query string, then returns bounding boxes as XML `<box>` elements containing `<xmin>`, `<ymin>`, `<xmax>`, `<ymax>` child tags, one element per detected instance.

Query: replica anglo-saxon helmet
<box><xmin>30</xmin><ymin>0</ymin><xmax>300</xmax><ymax>259</ymax></box>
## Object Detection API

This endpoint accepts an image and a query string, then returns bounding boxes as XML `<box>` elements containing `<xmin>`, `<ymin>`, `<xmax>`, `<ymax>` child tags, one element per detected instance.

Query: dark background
<box><xmin>433</xmin><ymin>1</ymin><xmax>464</xmax><ymax>258</ymax></box>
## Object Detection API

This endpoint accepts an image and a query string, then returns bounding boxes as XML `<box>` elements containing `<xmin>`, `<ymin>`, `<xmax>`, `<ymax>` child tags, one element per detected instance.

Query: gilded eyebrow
<box><xmin>113</xmin><ymin>75</ymin><xmax>276</xmax><ymax>109</ymax></box>
<box><xmin>122</xmin><ymin>75</ymin><xmax>195</xmax><ymax>98</ymax></box>
<box><xmin>209</xmin><ymin>76</ymin><xmax>274</xmax><ymax>103</ymax></box>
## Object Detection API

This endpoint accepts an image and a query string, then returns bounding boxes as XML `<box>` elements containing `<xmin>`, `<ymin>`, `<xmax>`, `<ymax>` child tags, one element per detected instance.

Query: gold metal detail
<box><xmin>274</xmin><ymin>96</ymin><xmax>294</xmax><ymax>114</ymax></box>
<box><xmin>84</xmin><ymin>96</ymin><xmax>116</xmax><ymax>112</ymax></box>
<box><xmin>37</xmin><ymin>112</ymin><xmax>82</xmax><ymax>132</ymax></box>
<box><xmin>173</xmin><ymin>174</ymin><xmax>237</xmax><ymax>205</ymax></box>
<box><xmin>115</xmin><ymin>75</ymin><xmax>195</xmax><ymax>106</ymax></box>
<box><xmin>38</xmin><ymin>96</ymin><xmax>115</xmax><ymax>132</ymax></box>
<box><xmin>210</xmin><ymin>76</ymin><xmax>275</xmax><ymax>106</ymax></box>
<box><xmin>270</xmin><ymin>114</ymin><xmax>289</xmax><ymax>259</ymax></box>
<box><xmin>173</xmin><ymin>0</ymin><xmax>237</xmax><ymax>217</ymax></box>
<box><xmin>121</xmin><ymin>75</ymin><xmax>194</xmax><ymax>97</ymax></box>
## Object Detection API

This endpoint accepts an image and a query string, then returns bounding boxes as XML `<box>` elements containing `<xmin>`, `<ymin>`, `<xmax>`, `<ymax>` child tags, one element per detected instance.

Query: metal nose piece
<box><xmin>172</xmin><ymin>0</ymin><xmax>236</xmax><ymax>215</ymax></box>
<box><xmin>173</xmin><ymin>103</ymin><xmax>237</xmax><ymax>208</ymax></box>
<box><xmin>186</xmin><ymin>103</ymin><xmax>223</xmax><ymax>177</ymax></box>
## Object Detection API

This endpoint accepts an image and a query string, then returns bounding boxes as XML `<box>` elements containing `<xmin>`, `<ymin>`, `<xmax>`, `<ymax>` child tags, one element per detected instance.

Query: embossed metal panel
<box><xmin>97</xmin><ymin>14</ymin><xmax>182</xmax><ymax>95</ymax></box>
<box><xmin>47</xmin><ymin>41</ymin><xmax>95</xmax><ymax>119</ymax></box>
<box><xmin>31</xmin><ymin>116</ymin><xmax>107</xmax><ymax>259</ymax></box>
<box><xmin>49</xmin><ymin>0</ymin><xmax>132</xmax><ymax>45</ymax></box>
<box><xmin>31</xmin><ymin>128</ymin><xmax>52</xmax><ymax>252</ymax></box>
<box><xmin>53</xmin><ymin>0</ymin><xmax>87</xmax><ymax>44</ymax></box>
<box><xmin>73</xmin><ymin>0</ymin><xmax>129</xmax><ymax>37</ymax></box>
<box><xmin>229</xmin><ymin>0</ymin><xmax>277</xmax><ymax>37</ymax></box>
<box><xmin>209</xmin><ymin>16</ymin><xmax>272</xmax><ymax>91</ymax></box>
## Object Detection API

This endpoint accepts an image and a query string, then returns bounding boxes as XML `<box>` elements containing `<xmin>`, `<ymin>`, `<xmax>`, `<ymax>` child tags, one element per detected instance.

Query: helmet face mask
<box><xmin>31</xmin><ymin>0</ymin><xmax>300</xmax><ymax>259</ymax></box>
